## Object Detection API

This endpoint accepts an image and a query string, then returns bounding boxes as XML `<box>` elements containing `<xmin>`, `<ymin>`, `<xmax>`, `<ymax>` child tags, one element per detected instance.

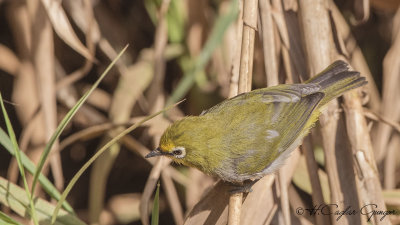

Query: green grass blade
<box><xmin>151</xmin><ymin>182</ymin><xmax>160</xmax><ymax>225</ymax></box>
<box><xmin>166</xmin><ymin>0</ymin><xmax>238</xmax><ymax>106</ymax></box>
<box><xmin>0</xmin><ymin>177</ymin><xmax>86</xmax><ymax>225</ymax></box>
<box><xmin>30</xmin><ymin>45</ymin><xmax>129</xmax><ymax>196</ymax></box>
<box><xmin>0</xmin><ymin>94</ymin><xmax>38</xmax><ymax>225</ymax></box>
<box><xmin>0</xmin><ymin>127</ymin><xmax>74</xmax><ymax>213</ymax></box>
<box><xmin>51</xmin><ymin>100</ymin><xmax>183</xmax><ymax>224</ymax></box>
<box><xmin>0</xmin><ymin>211</ymin><xmax>22</xmax><ymax>225</ymax></box>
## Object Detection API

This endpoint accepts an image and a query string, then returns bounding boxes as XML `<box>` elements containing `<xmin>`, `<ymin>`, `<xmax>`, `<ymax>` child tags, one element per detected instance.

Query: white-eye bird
<box><xmin>146</xmin><ymin>60</ymin><xmax>367</xmax><ymax>191</ymax></box>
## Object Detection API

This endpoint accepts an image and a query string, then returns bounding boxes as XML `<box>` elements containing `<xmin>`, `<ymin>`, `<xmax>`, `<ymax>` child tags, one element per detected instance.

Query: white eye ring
<box><xmin>172</xmin><ymin>146</ymin><xmax>186</xmax><ymax>159</ymax></box>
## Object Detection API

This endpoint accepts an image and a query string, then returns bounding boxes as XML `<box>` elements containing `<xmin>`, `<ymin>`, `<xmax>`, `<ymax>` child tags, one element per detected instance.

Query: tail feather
<box><xmin>306</xmin><ymin>60</ymin><xmax>349</xmax><ymax>84</ymax></box>
<box><xmin>306</xmin><ymin>60</ymin><xmax>367</xmax><ymax>106</ymax></box>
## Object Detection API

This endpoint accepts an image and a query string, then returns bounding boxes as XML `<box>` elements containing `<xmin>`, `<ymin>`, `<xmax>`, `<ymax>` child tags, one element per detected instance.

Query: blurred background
<box><xmin>0</xmin><ymin>0</ymin><xmax>400</xmax><ymax>224</ymax></box>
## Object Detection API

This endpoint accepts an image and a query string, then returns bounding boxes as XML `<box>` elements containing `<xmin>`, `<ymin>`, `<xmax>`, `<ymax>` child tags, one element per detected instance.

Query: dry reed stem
<box><xmin>363</xmin><ymin>110</ymin><xmax>400</xmax><ymax>133</ymax></box>
<box><xmin>342</xmin><ymin>89</ymin><xmax>390</xmax><ymax>225</ymax></box>
<box><xmin>5</xmin><ymin>2</ymin><xmax>42</xmax><ymax>191</ymax></box>
<box><xmin>29</xmin><ymin>0</ymin><xmax>65</xmax><ymax>192</ymax></box>
<box><xmin>329</xmin><ymin>0</ymin><xmax>381</xmax><ymax>111</ymax></box>
<box><xmin>259</xmin><ymin>0</ymin><xmax>279</xmax><ymax>86</ymax></box>
<box><xmin>271</xmin><ymin>0</ymin><xmax>288</xmax><ymax>48</ymax></box>
<box><xmin>63</xmin><ymin>0</ymin><xmax>101</xmax><ymax>44</ymax></box>
<box><xmin>384</xmin><ymin>136</ymin><xmax>400</xmax><ymax>189</ymax></box>
<box><xmin>228</xmin><ymin>0</ymin><xmax>258</xmax><ymax>224</ymax></box>
<box><xmin>381</xmin><ymin>10</ymin><xmax>400</xmax><ymax>192</ymax></box>
<box><xmin>301</xmin><ymin>136</ymin><xmax>331</xmax><ymax>225</ymax></box>
<box><xmin>272</xmin><ymin>0</ymin><xmax>305</xmax><ymax>83</ymax></box>
<box><xmin>237</xmin><ymin>0</ymin><xmax>258</xmax><ymax>94</ymax></box>
<box><xmin>228</xmin><ymin>0</ymin><xmax>244</xmax><ymax>98</ymax></box>
<box><xmin>56</xmin><ymin>0</ymin><xmax>96</xmax><ymax>90</ymax></box>
<box><xmin>228</xmin><ymin>193</ymin><xmax>243</xmax><ymax>225</ymax></box>
<box><xmin>299</xmin><ymin>1</ymin><xmax>361</xmax><ymax>225</ymax></box>
<box><xmin>40</xmin><ymin>0</ymin><xmax>93</xmax><ymax>60</ymax></box>
<box><xmin>374</xmin><ymin>7</ymin><xmax>400</xmax><ymax>163</ymax></box>
<box><xmin>277</xmin><ymin>171</ymin><xmax>290</xmax><ymax>225</ymax></box>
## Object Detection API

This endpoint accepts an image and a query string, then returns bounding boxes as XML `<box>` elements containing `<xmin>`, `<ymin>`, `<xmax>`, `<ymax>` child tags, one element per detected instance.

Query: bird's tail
<box><xmin>306</xmin><ymin>60</ymin><xmax>367</xmax><ymax>106</ymax></box>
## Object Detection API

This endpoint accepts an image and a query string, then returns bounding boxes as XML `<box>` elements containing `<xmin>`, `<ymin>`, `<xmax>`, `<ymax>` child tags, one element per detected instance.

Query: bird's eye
<box><xmin>173</xmin><ymin>149</ymin><xmax>182</xmax><ymax>155</ymax></box>
<box><xmin>171</xmin><ymin>147</ymin><xmax>186</xmax><ymax>159</ymax></box>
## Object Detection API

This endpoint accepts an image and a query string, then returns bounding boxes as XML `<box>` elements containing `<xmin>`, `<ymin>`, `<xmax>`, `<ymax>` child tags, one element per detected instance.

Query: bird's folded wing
<box><xmin>231</xmin><ymin>88</ymin><xmax>325</xmax><ymax>176</ymax></box>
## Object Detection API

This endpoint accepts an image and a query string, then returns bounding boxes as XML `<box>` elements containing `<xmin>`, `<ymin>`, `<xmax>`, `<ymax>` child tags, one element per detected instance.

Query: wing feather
<box><xmin>207</xmin><ymin>85</ymin><xmax>325</xmax><ymax>181</ymax></box>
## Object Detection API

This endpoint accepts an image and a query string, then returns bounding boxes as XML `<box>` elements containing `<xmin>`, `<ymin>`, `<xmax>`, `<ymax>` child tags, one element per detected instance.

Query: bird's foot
<box><xmin>229</xmin><ymin>179</ymin><xmax>260</xmax><ymax>194</ymax></box>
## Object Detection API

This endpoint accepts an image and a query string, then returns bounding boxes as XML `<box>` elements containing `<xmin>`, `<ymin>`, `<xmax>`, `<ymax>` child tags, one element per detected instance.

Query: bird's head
<box><xmin>145</xmin><ymin>117</ymin><xmax>200</xmax><ymax>165</ymax></box>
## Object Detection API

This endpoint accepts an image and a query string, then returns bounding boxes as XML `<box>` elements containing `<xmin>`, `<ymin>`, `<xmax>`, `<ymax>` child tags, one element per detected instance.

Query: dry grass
<box><xmin>0</xmin><ymin>0</ymin><xmax>400</xmax><ymax>225</ymax></box>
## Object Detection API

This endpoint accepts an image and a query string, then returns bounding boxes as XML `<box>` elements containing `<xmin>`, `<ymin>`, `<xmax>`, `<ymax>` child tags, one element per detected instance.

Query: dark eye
<box><xmin>171</xmin><ymin>147</ymin><xmax>186</xmax><ymax>158</ymax></box>
<box><xmin>173</xmin><ymin>149</ymin><xmax>182</xmax><ymax>155</ymax></box>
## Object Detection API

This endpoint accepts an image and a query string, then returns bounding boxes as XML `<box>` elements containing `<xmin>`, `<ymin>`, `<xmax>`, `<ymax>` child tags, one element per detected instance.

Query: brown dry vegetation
<box><xmin>0</xmin><ymin>0</ymin><xmax>400</xmax><ymax>225</ymax></box>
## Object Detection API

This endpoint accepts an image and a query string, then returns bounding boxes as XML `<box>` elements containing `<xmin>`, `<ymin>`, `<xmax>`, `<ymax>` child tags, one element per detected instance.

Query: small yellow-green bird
<box><xmin>146</xmin><ymin>60</ymin><xmax>366</xmax><ymax>191</ymax></box>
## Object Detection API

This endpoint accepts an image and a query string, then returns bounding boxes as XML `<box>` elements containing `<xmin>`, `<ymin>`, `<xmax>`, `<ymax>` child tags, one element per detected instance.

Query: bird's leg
<box><xmin>229</xmin><ymin>179</ymin><xmax>260</xmax><ymax>194</ymax></box>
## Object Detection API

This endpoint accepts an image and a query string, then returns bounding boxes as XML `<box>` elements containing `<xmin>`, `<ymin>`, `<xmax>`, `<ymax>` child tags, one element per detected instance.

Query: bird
<box><xmin>145</xmin><ymin>60</ymin><xmax>367</xmax><ymax>192</ymax></box>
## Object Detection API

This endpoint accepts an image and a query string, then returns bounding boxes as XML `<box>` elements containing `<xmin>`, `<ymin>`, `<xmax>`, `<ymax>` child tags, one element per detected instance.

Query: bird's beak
<box><xmin>145</xmin><ymin>147</ymin><xmax>164</xmax><ymax>158</ymax></box>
